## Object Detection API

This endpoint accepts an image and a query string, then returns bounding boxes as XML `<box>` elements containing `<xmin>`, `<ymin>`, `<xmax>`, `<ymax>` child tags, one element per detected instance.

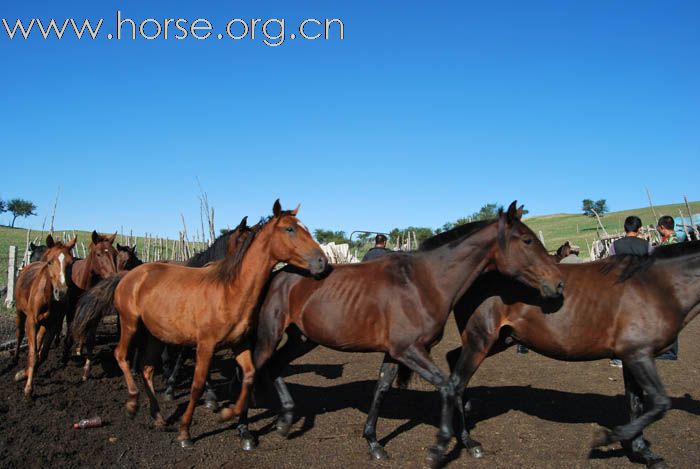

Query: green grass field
<box><xmin>524</xmin><ymin>201</ymin><xmax>698</xmax><ymax>257</ymax></box>
<box><xmin>0</xmin><ymin>200</ymin><xmax>697</xmax><ymax>291</ymax></box>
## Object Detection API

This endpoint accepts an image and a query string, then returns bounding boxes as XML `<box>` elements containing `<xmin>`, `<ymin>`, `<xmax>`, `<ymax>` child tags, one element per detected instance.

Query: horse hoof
<box><xmin>368</xmin><ymin>446</ymin><xmax>389</xmax><ymax>460</ymax></box>
<box><xmin>241</xmin><ymin>437</ymin><xmax>257</xmax><ymax>451</ymax></box>
<box><xmin>205</xmin><ymin>400</ymin><xmax>219</xmax><ymax>412</ymax></box>
<box><xmin>179</xmin><ymin>438</ymin><xmax>194</xmax><ymax>449</ymax></box>
<box><xmin>154</xmin><ymin>416</ymin><xmax>167</xmax><ymax>429</ymax></box>
<box><xmin>648</xmin><ymin>459</ymin><xmax>666</xmax><ymax>469</ymax></box>
<box><xmin>591</xmin><ymin>427</ymin><xmax>612</xmax><ymax>448</ymax></box>
<box><xmin>276</xmin><ymin>420</ymin><xmax>291</xmax><ymax>437</ymax></box>
<box><xmin>14</xmin><ymin>370</ymin><xmax>26</xmax><ymax>382</ymax></box>
<box><xmin>125</xmin><ymin>403</ymin><xmax>139</xmax><ymax>418</ymax></box>
<box><xmin>23</xmin><ymin>390</ymin><xmax>33</xmax><ymax>400</ymax></box>
<box><xmin>218</xmin><ymin>407</ymin><xmax>236</xmax><ymax>423</ymax></box>
<box><xmin>468</xmin><ymin>445</ymin><xmax>484</xmax><ymax>459</ymax></box>
<box><xmin>426</xmin><ymin>447</ymin><xmax>444</xmax><ymax>469</ymax></box>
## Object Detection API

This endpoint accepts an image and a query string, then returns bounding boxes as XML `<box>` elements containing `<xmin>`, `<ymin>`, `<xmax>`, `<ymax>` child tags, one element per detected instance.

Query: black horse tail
<box><xmin>71</xmin><ymin>274</ymin><xmax>123</xmax><ymax>345</ymax></box>
<box><xmin>395</xmin><ymin>363</ymin><xmax>413</xmax><ymax>389</ymax></box>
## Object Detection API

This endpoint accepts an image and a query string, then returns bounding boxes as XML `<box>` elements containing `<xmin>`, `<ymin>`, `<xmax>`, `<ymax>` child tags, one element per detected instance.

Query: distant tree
<box><xmin>582</xmin><ymin>198</ymin><xmax>608</xmax><ymax>217</ymax></box>
<box><xmin>7</xmin><ymin>198</ymin><xmax>37</xmax><ymax>227</ymax></box>
<box><xmin>0</xmin><ymin>198</ymin><xmax>6</xmax><ymax>215</ymax></box>
<box><xmin>471</xmin><ymin>203</ymin><xmax>501</xmax><ymax>221</ymax></box>
<box><xmin>314</xmin><ymin>228</ymin><xmax>350</xmax><ymax>245</ymax></box>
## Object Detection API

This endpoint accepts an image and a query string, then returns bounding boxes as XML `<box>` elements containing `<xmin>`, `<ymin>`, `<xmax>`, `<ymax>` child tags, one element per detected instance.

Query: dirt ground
<box><xmin>1</xmin><ymin>317</ymin><xmax>699</xmax><ymax>469</ymax></box>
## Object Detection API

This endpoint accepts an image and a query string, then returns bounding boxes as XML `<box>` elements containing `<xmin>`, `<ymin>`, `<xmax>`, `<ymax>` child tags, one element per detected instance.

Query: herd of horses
<box><xmin>9</xmin><ymin>199</ymin><xmax>700</xmax><ymax>468</ymax></box>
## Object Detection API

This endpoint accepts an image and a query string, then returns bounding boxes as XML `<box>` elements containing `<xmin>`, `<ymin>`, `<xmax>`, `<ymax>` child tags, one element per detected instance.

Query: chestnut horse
<box><xmin>250</xmin><ymin>202</ymin><xmax>564</xmax><ymax>467</ymax></box>
<box><xmin>13</xmin><ymin>235</ymin><xmax>76</xmax><ymax>397</ymax></box>
<box><xmin>77</xmin><ymin>200</ymin><xmax>327</xmax><ymax>447</ymax></box>
<box><xmin>445</xmin><ymin>240</ymin><xmax>700</xmax><ymax>468</ymax></box>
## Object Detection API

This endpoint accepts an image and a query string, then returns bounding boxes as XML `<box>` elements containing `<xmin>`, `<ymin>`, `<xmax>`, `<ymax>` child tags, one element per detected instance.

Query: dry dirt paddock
<box><xmin>1</xmin><ymin>317</ymin><xmax>699</xmax><ymax>468</ymax></box>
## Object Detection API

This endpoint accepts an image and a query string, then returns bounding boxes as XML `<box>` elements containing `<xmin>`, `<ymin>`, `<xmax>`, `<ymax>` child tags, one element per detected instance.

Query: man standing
<box><xmin>362</xmin><ymin>234</ymin><xmax>392</xmax><ymax>261</ymax></box>
<box><xmin>609</xmin><ymin>215</ymin><xmax>652</xmax><ymax>256</ymax></box>
<box><xmin>656</xmin><ymin>215</ymin><xmax>679</xmax><ymax>360</ymax></box>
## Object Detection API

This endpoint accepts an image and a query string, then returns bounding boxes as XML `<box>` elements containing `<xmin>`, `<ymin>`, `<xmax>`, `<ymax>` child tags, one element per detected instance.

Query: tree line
<box><xmin>314</xmin><ymin>198</ymin><xmax>609</xmax><ymax>247</ymax></box>
<box><xmin>0</xmin><ymin>197</ymin><xmax>37</xmax><ymax>227</ymax></box>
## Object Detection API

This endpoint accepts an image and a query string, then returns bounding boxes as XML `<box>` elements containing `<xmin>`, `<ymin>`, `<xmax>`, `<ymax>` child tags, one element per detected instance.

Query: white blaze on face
<box><xmin>297</xmin><ymin>221</ymin><xmax>310</xmax><ymax>235</ymax></box>
<box><xmin>58</xmin><ymin>253</ymin><xmax>66</xmax><ymax>287</ymax></box>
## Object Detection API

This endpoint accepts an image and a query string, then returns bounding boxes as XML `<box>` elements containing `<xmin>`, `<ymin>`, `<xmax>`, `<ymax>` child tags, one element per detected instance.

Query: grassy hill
<box><xmin>524</xmin><ymin>201</ymin><xmax>698</xmax><ymax>258</ymax></box>
<box><xmin>1</xmin><ymin>200</ymin><xmax>698</xmax><ymax>289</ymax></box>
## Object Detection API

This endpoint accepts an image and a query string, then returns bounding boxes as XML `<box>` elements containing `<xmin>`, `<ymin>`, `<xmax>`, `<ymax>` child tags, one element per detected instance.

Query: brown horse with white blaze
<box><xmin>13</xmin><ymin>235</ymin><xmax>76</xmax><ymax>397</ymax></box>
<box><xmin>80</xmin><ymin>200</ymin><xmax>327</xmax><ymax>447</ymax></box>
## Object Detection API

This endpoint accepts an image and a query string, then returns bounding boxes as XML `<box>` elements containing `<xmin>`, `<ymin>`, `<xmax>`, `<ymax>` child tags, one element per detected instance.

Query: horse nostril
<box><xmin>556</xmin><ymin>281</ymin><xmax>565</xmax><ymax>294</ymax></box>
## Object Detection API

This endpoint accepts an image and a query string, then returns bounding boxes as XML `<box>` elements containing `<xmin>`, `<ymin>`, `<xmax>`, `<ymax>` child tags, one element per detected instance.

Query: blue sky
<box><xmin>1</xmin><ymin>0</ymin><xmax>698</xmax><ymax>237</ymax></box>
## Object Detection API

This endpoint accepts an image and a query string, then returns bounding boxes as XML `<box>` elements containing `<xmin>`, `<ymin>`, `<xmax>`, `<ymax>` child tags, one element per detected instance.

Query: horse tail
<box><xmin>395</xmin><ymin>363</ymin><xmax>413</xmax><ymax>389</ymax></box>
<box><xmin>71</xmin><ymin>274</ymin><xmax>123</xmax><ymax>345</ymax></box>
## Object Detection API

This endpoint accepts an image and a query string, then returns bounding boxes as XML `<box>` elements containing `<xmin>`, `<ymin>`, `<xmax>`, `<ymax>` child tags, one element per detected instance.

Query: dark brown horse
<box><xmin>76</xmin><ymin>200</ymin><xmax>327</xmax><ymax>447</ymax></box>
<box><xmin>251</xmin><ymin>202</ymin><xmax>564</xmax><ymax>466</ymax></box>
<box><xmin>116</xmin><ymin>243</ymin><xmax>143</xmax><ymax>272</ymax></box>
<box><xmin>60</xmin><ymin>231</ymin><xmax>118</xmax><ymax>363</ymax></box>
<box><xmin>13</xmin><ymin>235</ymin><xmax>76</xmax><ymax>397</ymax></box>
<box><xmin>446</xmin><ymin>241</ymin><xmax>700</xmax><ymax>468</ymax></box>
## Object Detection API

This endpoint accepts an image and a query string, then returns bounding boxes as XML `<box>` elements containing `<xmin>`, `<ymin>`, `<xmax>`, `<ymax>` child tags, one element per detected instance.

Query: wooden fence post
<box><xmin>5</xmin><ymin>246</ymin><xmax>17</xmax><ymax>307</ymax></box>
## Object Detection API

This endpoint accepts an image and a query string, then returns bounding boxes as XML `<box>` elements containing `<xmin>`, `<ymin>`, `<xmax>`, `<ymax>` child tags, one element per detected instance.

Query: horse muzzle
<box><xmin>540</xmin><ymin>280</ymin><xmax>565</xmax><ymax>299</ymax></box>
<box><xmin>53</xmin><ymin>287</ymin><xmax>68</xmax><ymax>302</ymax></box>
<box><xmin>307</xmin><ymin>252</ymin><xmax>329</xmax><ymax>276</ymax></box>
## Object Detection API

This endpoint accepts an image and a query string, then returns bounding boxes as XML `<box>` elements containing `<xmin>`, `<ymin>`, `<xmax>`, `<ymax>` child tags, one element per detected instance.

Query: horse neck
<box><xmin>418</xmin><ymin>224</ymin><xmax>497</xmax><ymax>313</ymax></box>
<box><xmin>74</xmin><ymin>255</ymin><xmax>95</xmax><ymax>290</ymax></box>
<box><xmin>221</xmin><ymin>231</ymin><xmax>278</xmax><ymax>307</ymax></box>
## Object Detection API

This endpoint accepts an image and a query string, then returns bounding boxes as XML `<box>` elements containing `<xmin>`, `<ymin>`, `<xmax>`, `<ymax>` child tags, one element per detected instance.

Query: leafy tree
<box><xmin>470</xmin><ymin>203</ymin><xmax>501</xmax><ymax>221</ymax></box>
<box><xmin>314</xmin><ymin>229</ymin><xmax>350</xmax><ymax>245</ymax></box>
<box><xmin>582</xmin><ymin>198</ymin><xmax>608</xmax><ymax>217</ymax></box>
<box><xmin>7</xmin><ymin>198</ymin><xmax>37</xmax><ymax>227</ymax></box>
<box><xmin>0</xmin><ymin>198</ymin><xmax>6</xmax><ymax>215</ymax></box>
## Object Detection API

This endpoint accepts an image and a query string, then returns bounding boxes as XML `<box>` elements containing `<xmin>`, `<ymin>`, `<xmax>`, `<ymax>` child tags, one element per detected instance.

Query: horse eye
<box><xmin>523</xmin><ymin>238</ymin><xmax>533</xmax><ymax>245</ymax></box>
<box><xmin>286</xmin><ymin>227</ymin><xmax>295</xmax><ymax>233</ymax></box>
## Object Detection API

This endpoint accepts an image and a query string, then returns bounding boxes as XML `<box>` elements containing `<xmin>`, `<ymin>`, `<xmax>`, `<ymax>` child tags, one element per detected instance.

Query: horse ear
<box><xmin>291</xmin><ymin>203</ymin><xmax>300</xmax><ymax>216</ymax></box>
<box><xmin>117</xmin><ymin>243</ymin><xmax>123</xmax><ymax>251</ymax></box>
<box><xmin>237</xmin><ymin>216</ymin><xmax>248</xmax><ymax>230</ymax></box>
<box><xmin>272</xmin><ymin>199</ymin><xmax>282</xmax><ymax>217</ymax></box>
<box><xmin>516</xmin><ymin>204</ymin><xmax>524</xmax><ymax>220</ymax></box>
<box><xmin>107</xmin><ymin>232</ymin><xmax>117</xmax><ymax>244</ymax></box>
<box><xmin>30</xmin><ymin>242</ymin><xmax>37</xmax><ymax>250</ymax></box>
<box><xmin>506</xmin><ymin>201</ymin><xmax>518</xmax><ymax>223</ymax></box>
<box><xmin>66</xmin><ymin>237</ymin><xmax>77</xmax><ymax>250</ymax></box>
<box><xmin>92</xmin><ymin>230</ymin><xmax>100</xmax><ymax>244</ymax></box>
<box><xmin>46</xmin><ymin>234</ymin><xmax>55</xmax><ymax>248</ymax></box>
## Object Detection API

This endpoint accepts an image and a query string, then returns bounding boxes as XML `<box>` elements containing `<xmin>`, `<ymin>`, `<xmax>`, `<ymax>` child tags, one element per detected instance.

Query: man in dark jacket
<box><xmin>362</xmin><ymin>234</ymin><xmax>392</xmax><ymax>261</ymax></box>
<box><xmin>609</xmin><ymin>215</ymin><xmax>652</xmax><ymax>256</ymax></box>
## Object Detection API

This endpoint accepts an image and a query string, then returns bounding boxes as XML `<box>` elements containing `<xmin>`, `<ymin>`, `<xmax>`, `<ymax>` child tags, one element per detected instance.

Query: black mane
<box><xmin>419</xmin><ymin>219</ymin><xmax>492</xmax><ymax>251</ymax></box>
<box><xmin>187</xmin><ymin>231</ymin><xmax>235</xmax><ymax>268</ymax></box>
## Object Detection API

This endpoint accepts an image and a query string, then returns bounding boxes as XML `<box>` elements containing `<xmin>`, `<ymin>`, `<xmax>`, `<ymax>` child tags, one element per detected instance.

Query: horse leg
<box><xmin>265</xmin><ymin>333</ymin><xmax>318</xmax><ymax>436</ymax></box>
<box><xmin>447</xmin><ymin>320</ymin><xmax>504</xmax><ymax>458</ymax></box>
<box><xmin>591</xmin><ymin>355</ymin><xmax>671</xmax><ymax>459</ymax></box>
<box><xmin>204</xmin><ymin>375</ymin><xmax>219</xmax><ymax>412</ymax></box>
<box><xmin>141</xmin><ymin>333</ymin><xmax>166</xmax><ymax>427</ymax></box>
<box><xmin>362</xmin><ymin>355</ymin><xmax>399</xmax><ymax>460</ymax></box>
<box><xmin>178</xmin><ymin>341</ymin><xmax>214</xmax><ymax>448</ymax></box>
<box><xmin>61</xmin><ymin>306</ymin><xmax>75</xmax><ymax>365</ymax></box>
<box><xmin>21</xmin><ymin>318</ymin><xmax>37</xmax><ymax>397</ymax></box>
<box><xmin>220</xmin><ymin>349</ymin><xmax>257</xmax><ymax>451</ymax></box>
<box><xmin>395</xmin><ymin>345</ymin><xmax>457</xmax><ymax>469</ymax></box>
<box><xmin>165</xmin><ymin>347</ymin><xmax>185</xmax><ymax>401</ymax></box>
<box><xmin>13</xmin><ymin>311</ymin><xmax>26</xmax><ymax>367</ymax></box>
<box><xmin>619</xmin><ymin>364</ymin><xmax>666</xmax><ymax>468</ymax></box>
<box><xmin>114</xmin><ymin>313</ymin><xmax>141</xmax><ymax>417</ymax></box>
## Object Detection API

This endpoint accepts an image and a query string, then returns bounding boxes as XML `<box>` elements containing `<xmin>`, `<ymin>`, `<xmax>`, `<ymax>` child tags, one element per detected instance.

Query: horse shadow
<box><xmin>226</xmin><ymin>380</ymin><xmax>700</xmax><ymax>464</ymax></box>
